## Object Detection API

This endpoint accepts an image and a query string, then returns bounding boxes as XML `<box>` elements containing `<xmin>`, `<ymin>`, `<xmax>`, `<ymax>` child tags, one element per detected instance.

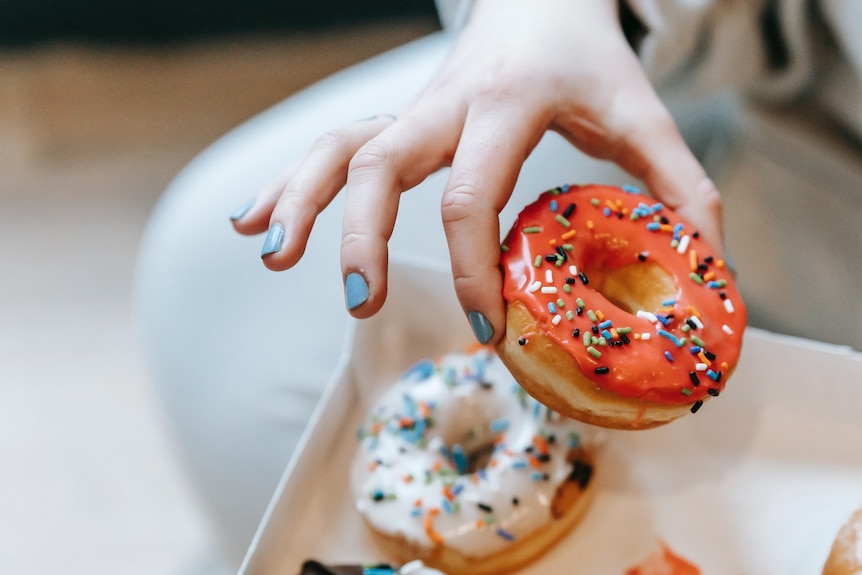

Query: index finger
<box><xmin>340</xmin><ymin>100</ymin><xmax>466</xmax><ymax>317</ymax></box>
<box><xmin>442</xmin><ymin>101</ymin><xmax>547</xmax><ymax>345</ymax></box>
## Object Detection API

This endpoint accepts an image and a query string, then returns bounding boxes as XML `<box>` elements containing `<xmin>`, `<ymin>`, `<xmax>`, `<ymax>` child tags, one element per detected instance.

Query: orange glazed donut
<box><xmin>496</xmin><ymin>183</ymin><xmax>746</xmax><ymax>429</ymax></box>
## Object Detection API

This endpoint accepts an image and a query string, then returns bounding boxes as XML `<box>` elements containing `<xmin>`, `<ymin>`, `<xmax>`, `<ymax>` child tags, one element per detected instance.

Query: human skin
<box><xmin>231</xmin><ymin>0</ymin><xmax>722</xmax><ymax>345</ymax></box>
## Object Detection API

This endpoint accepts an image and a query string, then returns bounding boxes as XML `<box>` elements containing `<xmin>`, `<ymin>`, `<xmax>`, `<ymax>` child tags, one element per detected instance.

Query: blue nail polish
<box><xmin>230</xmin><ymin>199</ymin><xmax>255</xmax><ymax>221</ymax></box>
<box><xmin>345</xmin><ymin>272</ymin><xmax>369</xmax><ymax>310</ymax></box>
<box><xmin>260</xmin><ymin>223</ymin><xmax>284</xmax><ymax>257</ymax></box>
<box><xmin>468</xmin><ymin>311</ymin><xmax>494</xmax><ymax>344</ymax></box>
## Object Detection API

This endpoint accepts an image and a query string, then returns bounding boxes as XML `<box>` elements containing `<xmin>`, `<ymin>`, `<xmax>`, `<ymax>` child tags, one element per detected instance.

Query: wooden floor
<box><xmin>0</xmin><ymin>20</ymin><xmax>435</xmax><ymax>575</ymax></box>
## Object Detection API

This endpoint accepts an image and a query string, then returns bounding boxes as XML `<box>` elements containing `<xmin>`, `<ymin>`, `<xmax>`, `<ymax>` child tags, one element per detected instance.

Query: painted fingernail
<box><xmin>468</xmin><ymin>311</ymin><xmax>494</xmax><ymax>344</ymax></box>
<box><xmin>260</xmin><ymin>223</ymin><xmax>284</xmax><ymax>257</ymax></box>
<box><xmin>230</xmin><ymin>199</ymin><xmax>254</xmax><ymax>221</ymax></box>
<box><xmin>345</xmin><ymin>272</ymin><xmax>369</xmax><ymax>310</ymax></box>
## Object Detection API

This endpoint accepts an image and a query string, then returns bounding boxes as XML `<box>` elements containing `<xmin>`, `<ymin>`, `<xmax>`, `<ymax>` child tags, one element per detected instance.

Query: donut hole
<box><xmin>587</xmin><ymin>262</ymin><xmax>677</xmax><ymax>315</ymax></box>
<box><xmin>450</xmin><ymin>442</ymin><xmax>496</xmax><ymax>475</ymax></box>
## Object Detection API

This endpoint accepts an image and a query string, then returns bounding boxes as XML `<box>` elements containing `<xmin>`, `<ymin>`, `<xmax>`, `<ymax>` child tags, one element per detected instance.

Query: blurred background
<box><xmin>0</xmin><ymin>2</ymin><xmax>438</xmax><ymax>574</ymax></box>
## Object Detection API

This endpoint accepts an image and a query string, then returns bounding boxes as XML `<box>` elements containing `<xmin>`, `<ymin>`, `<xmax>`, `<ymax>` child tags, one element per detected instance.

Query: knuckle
<box><xmin>473</xmin><ymin>61</ymin><xmax>536</xmax><ymax>101</ymax></box>
<box><xmin>616</xmin><ymin>98</ymin><xmax>673</xmax><ymax>145</ymax></box>
<box><xmin>452</xmin><ymin>270</ymin><xmax>482</xmax><ymax>293</ymax></box>
<box><xmin>349</xmin><ymin>140</ymin><xmax>394</xmax><ymax>173</ymax></box>
<box><xmin>276</xmin><ymin>184</ymin><xmax>317</xmax><ymax>217</ymax></box>
<box><xmin>341</xmin><ymin>230</ymin><xmax>369</xmax><ymax>252</ymax></box>
<box><xmin>441</xmin><ymin>181</ymin><xmax>483</xmax><ymax>225</ymax></box>
<box><xmin>312</xmin><ymin>129</ymin><xmax>351</xmax><ymax>154</ymax></box>
<box><xmin>695</xmin><ymin>177</ymin><xmax>723</xmax><ymax>213</ymax></box>
<box><xmin>341</xmin><ymin>229</ymin><xmax>387</xmax><ymax>255</ymax></box>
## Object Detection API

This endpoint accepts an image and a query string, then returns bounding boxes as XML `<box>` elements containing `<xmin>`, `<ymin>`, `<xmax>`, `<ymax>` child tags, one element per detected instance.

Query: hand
<box><xmin>231</xmin><ymin>0</ymin><xmax>723</xmax><ymax>345</ymax></box>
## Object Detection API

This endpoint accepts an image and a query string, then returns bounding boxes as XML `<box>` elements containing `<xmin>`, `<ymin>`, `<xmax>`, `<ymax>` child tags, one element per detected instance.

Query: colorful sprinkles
<box><xmin>354</xmin><ymin>348</ymin><xmax>593</xmax><ymax>554</ymax></box>
<box><xmin>499</xmin><ymin>184</ymin><xmax>745</xmax><ymax>410</ymax></box>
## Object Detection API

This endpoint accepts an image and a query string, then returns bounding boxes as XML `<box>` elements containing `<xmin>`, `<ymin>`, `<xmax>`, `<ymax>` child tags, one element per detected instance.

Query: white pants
<box><xmin>133</xmin><ymin>31</ymin><xmax>862</xmax><ymax>571</ymax></box>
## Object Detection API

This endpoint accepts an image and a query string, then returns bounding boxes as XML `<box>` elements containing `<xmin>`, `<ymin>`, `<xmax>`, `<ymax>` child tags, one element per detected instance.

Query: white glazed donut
<box><xmin>351</xmin><ymin>347</ymin><xmax>596</xmax><ymax>575</ymax></box>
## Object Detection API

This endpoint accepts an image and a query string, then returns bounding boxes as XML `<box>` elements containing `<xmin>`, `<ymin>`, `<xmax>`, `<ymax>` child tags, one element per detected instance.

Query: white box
<box><xmin>239</xmin><ymin>261</ymin><xmax>862</xmax><ymax>575</ymax></box>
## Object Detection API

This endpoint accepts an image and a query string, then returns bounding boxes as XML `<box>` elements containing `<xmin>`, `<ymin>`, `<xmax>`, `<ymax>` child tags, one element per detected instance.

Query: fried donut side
<box><xmin>364</xmin><ymin>451</ymin><xmax>595</xmax><ymax>575</ymax></box>
<box><xmin>498</xmin><ymin>301</ymin><xmax>691</xmax><ymax>429</ymax></box>
<box><xmin>823</xmin><ymin>506</ymin><xmax>862</xmax><ymax>575</ymax></box>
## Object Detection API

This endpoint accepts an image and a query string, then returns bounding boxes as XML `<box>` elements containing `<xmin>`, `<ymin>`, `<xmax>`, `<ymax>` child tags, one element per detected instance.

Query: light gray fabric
<box><xmin>436</xmin><ymin>0</ymin><xmax>862</xmax><ymax>139</ymax></box>
<box><xmin>629</xmin><ymin>0</ymin><xmax>862</xmax><ymax>139</ymax></box>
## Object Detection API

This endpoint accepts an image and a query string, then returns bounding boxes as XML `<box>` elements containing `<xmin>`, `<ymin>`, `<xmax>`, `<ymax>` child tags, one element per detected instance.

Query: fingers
<box><xmin>340</xmin><ymin>101</ymin><xmax>467</xmax><ymax>318</ymax></box>
<box><xmin>554</xmin><ymin>56</ymin><xmax>725</xmax><ymax>256</ymax></box>
<box><xmin>231</xmin><ymin>114</ymin><xmax>398</xmax><ymax>270</ymax></box>
<box><xmin>442</xmin><ymin>102</ymin><xmax>546</xmax><ymax>345</ymax></box>
<box><xmin>612</xmin><ymin>94</ymin><xmax>725</xmax><ymax>255</ymax></box>
<box><xmin>230</xmin><ymin>166</ymin><xmax>296</xmax><ymax>236</ymax></box>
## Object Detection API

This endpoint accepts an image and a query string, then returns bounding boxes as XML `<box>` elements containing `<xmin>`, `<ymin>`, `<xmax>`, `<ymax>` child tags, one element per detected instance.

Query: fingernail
<box><xmin>260</xmin><ymin>223</ymin><xmax>284</xmax><ymax>257</ymax></box>
<box><xmin>345</xmin><ymin>272</ymin><xmax>369</xmax><ymax>310</ymax></box>
<box><xmin>468</xmin><ymin>311</ymin><xmax>494</xmax><ymax>344</ymax></box>
<box><xmin>230</xmin><ymin>199</ymin><xmax>254</xmax><ymax>221</ymax></box>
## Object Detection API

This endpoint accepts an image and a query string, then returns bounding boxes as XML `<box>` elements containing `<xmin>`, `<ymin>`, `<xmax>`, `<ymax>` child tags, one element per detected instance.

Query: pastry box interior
<box><xmin>238</xmin><ymin>260</ymin><xmax>862</xmax><ymax>574</ymax></box>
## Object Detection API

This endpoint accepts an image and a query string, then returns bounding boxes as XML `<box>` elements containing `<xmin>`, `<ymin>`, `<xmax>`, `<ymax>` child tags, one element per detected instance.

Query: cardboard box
<box><xmin>239</xmin><ymin>261</ymin><xmax>862</xmax><ymax>574</ymax></box>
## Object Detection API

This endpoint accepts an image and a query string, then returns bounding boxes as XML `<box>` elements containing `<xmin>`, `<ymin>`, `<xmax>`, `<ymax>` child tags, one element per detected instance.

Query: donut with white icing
<box><xmin>497</xmin><ymin>183</ymin><xmax>747</xmax><ymax>429</ymax></box>
<box><xmin>352</xmin><ymin>347</ymin><xmax>595</xmax><ymax>575</ymax></box>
